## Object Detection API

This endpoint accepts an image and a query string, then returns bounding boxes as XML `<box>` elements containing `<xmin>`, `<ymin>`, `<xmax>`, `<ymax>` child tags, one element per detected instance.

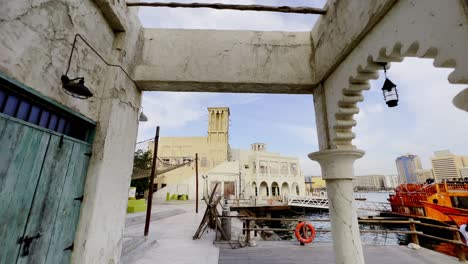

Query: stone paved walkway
<box><xmin>122</xmin><ymin>202</ymin><xmax>460</xmax><ymax>264</ymax></box>
<box><xmin>219</xmin><ymin>242</ymin><xmax>460</xmax><ymax>264</ymax></box>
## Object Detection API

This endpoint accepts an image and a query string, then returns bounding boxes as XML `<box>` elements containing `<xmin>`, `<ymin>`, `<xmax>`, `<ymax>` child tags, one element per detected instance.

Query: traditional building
<box><xmin>150</xmin><ymin>107</ymin><xmax>230</xmax><ymax>197</ymax></box>
<box><xmin>151</xmin><ymin>108</ymin><xmax>305</xmax><ymax>201</ymax></box>
<box><xmin>230</xmin><ymin>143</ymin><xmax>305</xmax><ymax>199</ymax></box>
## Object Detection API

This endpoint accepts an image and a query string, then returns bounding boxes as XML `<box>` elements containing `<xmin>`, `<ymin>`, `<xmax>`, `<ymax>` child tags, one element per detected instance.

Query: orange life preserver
<box><xmin>294</xmin><ymin>222</ymin><xmax>316</xmax><ymax>244</ymax></box>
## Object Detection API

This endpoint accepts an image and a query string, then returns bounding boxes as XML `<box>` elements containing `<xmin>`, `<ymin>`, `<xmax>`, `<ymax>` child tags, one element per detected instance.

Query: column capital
<box><xmin>308</xmin><ymin>149</ymin><xmax>365</xmax><ymax>180</ymax></box>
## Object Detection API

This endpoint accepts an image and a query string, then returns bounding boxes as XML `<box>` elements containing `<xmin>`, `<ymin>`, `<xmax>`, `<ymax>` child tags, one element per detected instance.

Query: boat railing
<box><xmin>219</xmin><ymin>215</ymin><xmax>468</xmax><ymax>262</ymax></box>
<box><xmin>446</xmin><ymin>183</ymin><xmax>468</xmax><ymax>192</ymax></box>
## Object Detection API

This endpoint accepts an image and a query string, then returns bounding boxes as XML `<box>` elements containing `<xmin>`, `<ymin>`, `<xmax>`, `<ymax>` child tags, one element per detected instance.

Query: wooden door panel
<box><xmin>17</xmin><ymin>135</ymin><xmax>74</xmax><ymax>264</ymax></box>
<box><xmin>0</xmin><ymin>118</ymin><xmax>50</xmax><ymax>263</ymax></box>
<box><xmin>224</xmin><ymin>181</ymin><xmax>235</xmax><ymax>198</ymax></box>
<box><xmin>44</xmin><ymin>142</ymin><xmax>90</xmax><ymax>263</ymax></box>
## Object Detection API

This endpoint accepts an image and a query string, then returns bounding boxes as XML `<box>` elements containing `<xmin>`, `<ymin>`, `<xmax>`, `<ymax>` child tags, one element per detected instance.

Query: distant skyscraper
<box><xmin>431</xmin><ymin>150</ymin><xmax>468</xmax><ymax>182</ymax></box>
<box><xmin>396</xmin><ymin>154</ymin><xmax>422</xmax><ymax>183</ymax></box>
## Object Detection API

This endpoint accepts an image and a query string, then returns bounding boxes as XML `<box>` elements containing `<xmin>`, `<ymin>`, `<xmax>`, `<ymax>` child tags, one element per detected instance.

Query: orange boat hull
<box><xmin>422</xmin><ymin>202</ymin><xmax>468</xmax><ymax>227</ymax></box>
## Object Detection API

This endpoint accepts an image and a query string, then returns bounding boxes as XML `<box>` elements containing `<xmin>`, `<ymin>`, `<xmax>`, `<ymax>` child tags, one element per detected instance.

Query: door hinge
<box><xmin>84</xmin><ymin>152</ymin><xmax>92</xmax><ymax>157</ymax></box>
<box><xmin>74</xmin><ymin>195</ymin><xmax>84</xmax><ymax>202</ymax></box>
<box><xmin>59</xmin><ymin>135</ymin><xmax>64</xmax><ymax>148</ymax></box>
<box><xmin>64</xmin><ymin>243</ymin><xmax>74</xmax><ymax>251</ymax></box>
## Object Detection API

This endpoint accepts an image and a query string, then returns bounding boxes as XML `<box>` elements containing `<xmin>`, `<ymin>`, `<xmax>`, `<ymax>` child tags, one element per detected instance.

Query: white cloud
<box><xmin>282</xmin><ymin>124</ymin><xmax>317</xmax><ymax>146</ymax></box>
<box><xmin>137</xmin><ymin>92</ymin><xmax>216</xmax><ymax>140</ymax></box>
<box><xmin>353</xmin><ymin>58</ymin><xmax>468</xmax><ymax>175</ymax></box>
<box><xmin>137</xmin><ymin>92</ymin><xmax>263</xmax><ymax>141</ymax></box>
<box><xmin>138</xmin><ymin>0</ymin><xmax>324</xmax><ymax>31</ymax></box>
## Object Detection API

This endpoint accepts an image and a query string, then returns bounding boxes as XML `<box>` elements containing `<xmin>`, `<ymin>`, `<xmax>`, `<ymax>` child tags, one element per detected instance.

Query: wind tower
<box><xmin>207</xmin><ymin>107</ymin><xmax>230</xmax><ymax>144</ymax></box>
<box><xmin>207</xmin><ymin>107</ymin><xmax>230</xmax><ymax>167</ymax></box>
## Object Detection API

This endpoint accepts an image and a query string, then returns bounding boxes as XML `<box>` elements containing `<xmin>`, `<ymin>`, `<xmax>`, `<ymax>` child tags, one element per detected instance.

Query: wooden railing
<box><xmin>220</xmin><ymin>216</ymin><xmax>468</xmax><ymax>261</ymax></box>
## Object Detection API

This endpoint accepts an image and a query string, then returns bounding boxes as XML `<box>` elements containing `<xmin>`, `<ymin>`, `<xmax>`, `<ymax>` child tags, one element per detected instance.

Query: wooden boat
<box><xmin>388</xmin><ymin>179</ymin><xmax>468</xmax><ymax>227</ymax></box>
<box><xmin>422</xmin><ymin>202</ymin><xmax>468</xmax><ymax>227</ymax></box>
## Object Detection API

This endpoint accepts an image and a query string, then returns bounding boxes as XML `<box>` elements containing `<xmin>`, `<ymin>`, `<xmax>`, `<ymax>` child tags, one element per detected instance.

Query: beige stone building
<box><xmin>230</xmin><ymin>143</ymin><xmax>305</xmax><ymax>199</ymax></box>
<box><xmin>353</xmin><ymin>175</ymin><xmax>385</xmax><ymax>190</ymax></box>
<box><xmin>383</xmin><ymin>175</ymin><xmax>399</xmax><ymax>190</ymax></box>
<box><xmin>151</xmin><ymin>108</ymin><xmax>305</xmax><ymax>200</ymax></box>
<box><xmin>148</xmin><ymin>107</ymin><xmax>230</xmax><ymax>199</ymax></box>
<box><xmin>431</xmin><ymin>150</ymin><xmax>468</xmax><ymax>182</ymax></box>
<box><xmin>414</xmin><ymin>169</ymin><xmax>435</xmax><ymax>183</ymax></box>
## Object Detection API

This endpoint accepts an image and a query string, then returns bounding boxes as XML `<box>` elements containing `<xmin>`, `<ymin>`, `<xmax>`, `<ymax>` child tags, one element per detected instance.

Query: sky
<box><xmin>135</xmin><ymin>0</ymin><xmax>468</xmax><ymax>176</ymax></box>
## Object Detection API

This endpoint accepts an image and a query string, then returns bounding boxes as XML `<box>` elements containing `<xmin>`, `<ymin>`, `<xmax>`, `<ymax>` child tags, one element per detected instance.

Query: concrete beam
<box><xmin>92</xmin><ymin>0</ymin><xmax>128</xmax><ymax>32</ymax></box>
<box><xmin>311</xmin><ymin>0</ymin><xmax>397</xmax><ymax>82</ymax></box>
<box><xmin>135</xmin><ymin>29</ymin><xmax>315</xmax><ymax>94</ymax></box>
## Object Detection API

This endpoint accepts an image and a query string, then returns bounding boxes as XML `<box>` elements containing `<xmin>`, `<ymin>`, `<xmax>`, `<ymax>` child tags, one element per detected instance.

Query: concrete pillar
<box><xmin>72</xmin><ymin>97</ymin><xmax>140</xmax><ymax>263</ymax></box>
<box><xmin>309</xmin><ymin>149</ymin><xmax>365</xmax><ymax>264</ymax></box>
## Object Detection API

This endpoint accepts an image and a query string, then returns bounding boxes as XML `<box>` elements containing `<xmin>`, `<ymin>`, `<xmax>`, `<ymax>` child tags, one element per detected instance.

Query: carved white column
<box><xmin>309</xmin><ymin>149</ymin><xmax>365</xmax><ymax>264</ymax></box>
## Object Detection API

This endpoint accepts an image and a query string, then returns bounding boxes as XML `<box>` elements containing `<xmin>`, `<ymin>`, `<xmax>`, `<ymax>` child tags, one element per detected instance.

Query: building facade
<box><xmin>150</xmin><ymin>108</ymin><xmax>305</xmax><ymax>201</ymax></box>
<box><xmin>353</xmin><ymin>175</ymin><xmax>385</xmax><ymax>191</ymax></box>
<box><xmin>150</xmin><ymin>107</ymin><xmax>230</xmax><ymax>197</ymax></box>
<box><xmin>414</xmin><ymin>169</ymin><xmax>435</xmax><ymax>183</ymax></box>
<box><xmin>230</xmin><ymin>144</ymin><xmax>306</xmax><ymax>199</ymax></box>
<box><xmin>431</xmin><ymin>150</ymin><xmax>468</xmax><ymax>182</ymax></box>
<box><xmin>305</xmin><ymin>176</ymin><xmax>327</xmax><ymax>192</ymax></box>
<box><xmin>396</xmin><ymin>154</ymin><xmax>422</xmax><ymax>183</ymax></box>
<box><xmin>383</xmin><ymin>175</ymin><xmax>399</xmax><ymax>190</ymax></box>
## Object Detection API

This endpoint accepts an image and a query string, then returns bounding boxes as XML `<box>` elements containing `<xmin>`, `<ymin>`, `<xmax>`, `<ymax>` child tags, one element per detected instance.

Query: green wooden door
<box><xmin>0</xmin><ymin>115</ymin><xmax>91</xmax><ymax>264</ymax></box>
<box><xmin>0</xmin><ymin>117</ymin><xmax>50</xmax><ymax>262</ymax></box>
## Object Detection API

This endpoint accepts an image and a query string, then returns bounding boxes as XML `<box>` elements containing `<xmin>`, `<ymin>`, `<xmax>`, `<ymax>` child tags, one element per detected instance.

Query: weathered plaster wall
<box><xmin>314</xmin><ymin>0</ymin><xmax>468</xmax><ymax>149</ymax></box>
<box><xmin>0</xmin><ymin>1</ymin><xmax>142</xmax><ymax>263</ymax></box>
<box><xmin>135</xmin><ymin>29</ymin><xmax>314</xmax><ymax>94</ymax></box>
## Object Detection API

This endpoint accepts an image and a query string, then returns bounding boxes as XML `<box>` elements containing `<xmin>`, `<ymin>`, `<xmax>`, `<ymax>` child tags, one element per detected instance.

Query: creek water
<box><xmin>272</xmin><ymin>192</ymin><xmax>407</xmax><ymax>245</ymax></box>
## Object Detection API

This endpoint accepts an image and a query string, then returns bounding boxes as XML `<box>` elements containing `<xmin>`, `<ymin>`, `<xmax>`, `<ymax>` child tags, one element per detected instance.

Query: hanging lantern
<box><xmin>379</xmin><ymin>62</ymin><xmax>399</xmax><ymax>107</ymax></box>
<box><xmin>382</xmin><ymin>78</ymin><xmax>398</xmax><ymax>107</ymax></box>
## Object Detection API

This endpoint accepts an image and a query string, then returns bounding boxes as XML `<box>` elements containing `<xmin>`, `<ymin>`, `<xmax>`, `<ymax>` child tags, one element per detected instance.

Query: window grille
<box><xmin>0</xmin><ymin>78</ymin><xmax>94</xmax><ymax>142</ymax></box>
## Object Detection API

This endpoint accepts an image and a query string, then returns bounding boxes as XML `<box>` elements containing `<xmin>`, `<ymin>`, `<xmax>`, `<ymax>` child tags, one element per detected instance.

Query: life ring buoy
<box><xmin>294</xmin><ymin>222</ymin><xmax>316</xmax><ymax>244</ymax></box>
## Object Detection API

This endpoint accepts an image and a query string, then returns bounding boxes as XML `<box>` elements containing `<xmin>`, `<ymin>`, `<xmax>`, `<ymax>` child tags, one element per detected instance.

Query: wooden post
<box><xmin>195</xmin><ymin>153</ymin><xmax>199</xmax><ymax>213</ymax></box>
<box><xmin>253</xmin><ymin>218</ymin><xmax>258</xmax><ymax>237</ymax></box>
<box><xmin>144</xmin><ymin>126</ymin><xmax>160</xmax><ymax>237</ymax></box>
<box><xmin>246</xmin><ymin>219</ymin><xmax>251</xmax><ymax>244</ymax></box>
<box><xmin>408</xmin><ymin>218</ymin><xmax>419</xmax><ymax>245</ymax></box>
<box><xmin>452</xmin><ymin>228</ymin><xmax>467</xmax><ymax>261</ymax></box>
